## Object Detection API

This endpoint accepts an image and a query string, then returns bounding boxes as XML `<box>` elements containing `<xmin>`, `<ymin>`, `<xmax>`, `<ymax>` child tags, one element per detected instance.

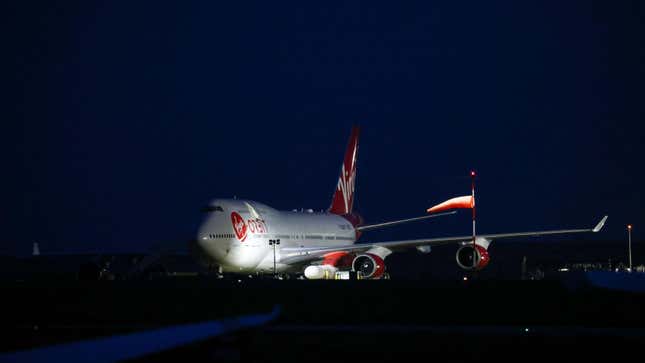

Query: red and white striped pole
<box><xmin>471</xmin><ymin>170</ymin><xmax>476</xmax><ymax>267</ymax></box>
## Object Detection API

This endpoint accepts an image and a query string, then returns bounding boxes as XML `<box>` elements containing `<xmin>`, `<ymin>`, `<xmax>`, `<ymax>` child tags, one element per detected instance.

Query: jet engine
<box><xmin>455</xmin><ymin>244</ymin><xmax>490</xmax><ymax>271</ymax></box>
<box><xmin>351</xmin><ymin>253</ymin><xmax>386</xmax><ymax>279</ymax></box>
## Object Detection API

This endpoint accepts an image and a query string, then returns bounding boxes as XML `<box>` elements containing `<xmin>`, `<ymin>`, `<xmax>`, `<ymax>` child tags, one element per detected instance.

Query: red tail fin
<box><xmin>329</xmin><ymin>126</ymin><xmax>360</xmax><ymax>215</ymax></box>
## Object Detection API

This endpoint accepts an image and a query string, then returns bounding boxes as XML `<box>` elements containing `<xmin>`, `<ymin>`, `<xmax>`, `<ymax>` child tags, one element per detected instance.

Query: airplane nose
<box><xmin>196</xmin><ymin>225</ymin><xmax>210</xmax><ymax>244</ymax></box>
<box><xmin>196</xmin><ymin>218</ymin><xmax>212</xmax><ymax>242</ymax></box>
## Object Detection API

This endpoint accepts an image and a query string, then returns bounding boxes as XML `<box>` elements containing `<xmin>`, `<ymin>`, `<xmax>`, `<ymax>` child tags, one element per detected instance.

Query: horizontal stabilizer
<box><xmin>357</xmin><ymin>211</ymin><xmax>456</xmax><ymax>232</ymax></box>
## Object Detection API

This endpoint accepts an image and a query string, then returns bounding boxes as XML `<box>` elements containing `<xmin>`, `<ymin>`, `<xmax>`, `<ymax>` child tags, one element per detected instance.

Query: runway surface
<box><xmin>2</xmin><ymin>275</ymin><xmax>645</xmax><ymax>361</ymax></box>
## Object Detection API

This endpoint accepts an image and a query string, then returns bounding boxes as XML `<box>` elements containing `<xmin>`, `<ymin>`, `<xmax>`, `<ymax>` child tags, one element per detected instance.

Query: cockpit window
<box><xmin>201</xmin><ymin>205</ymin><xmax>224</xmax><ymax>213</ymax></box>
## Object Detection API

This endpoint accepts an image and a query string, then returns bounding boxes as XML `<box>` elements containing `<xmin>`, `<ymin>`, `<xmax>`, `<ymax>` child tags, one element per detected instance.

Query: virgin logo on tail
<box><xmin>329</xmin><ymin>126</ymin><xmax>360</xmax><ymax>215</ymax></box>
<box><xmin>231</xmin><ymin>212</ymin><xmax>247</xmax><ymax>241</ymax></box>
<box><xmin>336</xmin><ymin>164</ymin><xmax>356</xmax><ymax>213</ymax></box>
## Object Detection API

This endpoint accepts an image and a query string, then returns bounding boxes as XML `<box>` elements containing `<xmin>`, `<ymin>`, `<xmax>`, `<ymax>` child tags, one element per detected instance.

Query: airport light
<box><xmin>627</xmin><ymin>225</ymin><xmax>633</xmax><ymax>272</ymax></box>
<box><xmin>471</xmin><ymin>170</ymin><xmax>477</xmax><ymax>269</ymax></box>
<box><xmin>269</xmin><ymin>239</ymin><xmax>281</xmax><ymax>277</ymax></box>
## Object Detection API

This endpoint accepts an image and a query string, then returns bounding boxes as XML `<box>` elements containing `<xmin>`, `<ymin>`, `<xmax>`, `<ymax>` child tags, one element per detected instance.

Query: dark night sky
<box><xmin>3</xmin><ymin>1</ymin><xmax>644</xmax><ymax>261</ymax></box>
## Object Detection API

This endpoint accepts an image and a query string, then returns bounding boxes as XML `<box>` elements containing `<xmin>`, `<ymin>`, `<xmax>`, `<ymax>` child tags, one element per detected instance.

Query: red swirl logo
<box><xmin>231</xmin><ymin>212</ymin><xmax>247</xmax><ymax>241</ymax></box>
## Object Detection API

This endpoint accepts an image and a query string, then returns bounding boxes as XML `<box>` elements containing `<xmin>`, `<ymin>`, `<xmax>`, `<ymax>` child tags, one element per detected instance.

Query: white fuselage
<box><xmin>195</xmin><ymin>199</ymin><xmax>357</xmax><ymax>273</ymax></box>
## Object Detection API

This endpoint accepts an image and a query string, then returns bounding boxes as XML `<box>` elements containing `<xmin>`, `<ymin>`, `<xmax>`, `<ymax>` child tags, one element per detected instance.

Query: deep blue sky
<box><xmin>4</xmin><ymin>1</ymin><xmax>644</xmax><ymax>258</ymax></box>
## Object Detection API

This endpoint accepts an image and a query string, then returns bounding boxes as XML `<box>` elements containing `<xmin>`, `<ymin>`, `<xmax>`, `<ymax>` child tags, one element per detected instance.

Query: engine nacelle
<box><xmin>352</xmin><ymin>253</ymin><xmax>386</xmax><ymax>279</ymax></box>
<box><xmin>304</xmin><ymin>265</ymin><xmax>338</xmax><ymax>279</ymax></box>
<box><xmin>456</xmin><ymin>244</ymin><xmax>490</xmax><ymax>271</ymax></box>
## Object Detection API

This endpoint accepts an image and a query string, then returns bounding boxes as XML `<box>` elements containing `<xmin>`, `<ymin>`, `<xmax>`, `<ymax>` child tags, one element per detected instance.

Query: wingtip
<box><xmin>270</xmin><ymin>304</ymin><xmax>282</xmax><ymax>318</ymax></box>
<box><xmin>593</xmin><ymin>215</ymin><xmax>608</xmax><ymax>232</ymax></box>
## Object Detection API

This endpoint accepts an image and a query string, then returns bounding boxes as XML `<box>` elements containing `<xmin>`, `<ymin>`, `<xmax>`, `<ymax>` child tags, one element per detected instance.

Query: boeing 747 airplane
<box><xmin>192</xmin><ymin>126</ymin><xmax>607</xmax><ymax>279</ymax></box>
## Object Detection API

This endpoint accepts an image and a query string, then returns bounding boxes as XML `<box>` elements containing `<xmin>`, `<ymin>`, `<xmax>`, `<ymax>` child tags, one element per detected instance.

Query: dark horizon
<box><xmin>5</xmin><ymin>1</ymin><xmax>644</xmax><ymax>264</ymax></box>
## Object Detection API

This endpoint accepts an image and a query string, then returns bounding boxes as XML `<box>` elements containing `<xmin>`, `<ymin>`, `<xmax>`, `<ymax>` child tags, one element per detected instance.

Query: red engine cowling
<box><xmin>323</xmin><ymin>251</ymin><xmax>354</xmax><ymax>269</ymax></box>
<box><xmin>455</xmin><ymin>244</ymin><xmax>490</xmax><ymax>271</ymax></box>
<box><xmin>351</xmin><ymin>253</ymin><xmax>386</xmax><ymax>279</ymax></box>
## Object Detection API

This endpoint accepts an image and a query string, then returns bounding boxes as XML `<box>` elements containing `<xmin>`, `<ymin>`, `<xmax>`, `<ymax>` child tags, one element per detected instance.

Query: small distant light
<box><xmin>470</xmin><ymin>171</ymin><xmax>476</xmax><ymax>177</ymax></box>
<box><xmin>628</xmin><ymin>225</ymin><xmax>633</xmax><ymax>230</ymax></box>
<box><xmin>463</xmin><ymin>276</ymin><xmax>468</xmax><ymax>281</ymax></box>
<box><xmin>524</xmin><ymin>328</ymin><xmax>529</xmax><ymax>333</ymax></box>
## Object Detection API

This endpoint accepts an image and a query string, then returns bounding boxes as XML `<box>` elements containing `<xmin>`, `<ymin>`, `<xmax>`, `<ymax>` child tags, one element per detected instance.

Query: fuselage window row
<box><xmin>207</xmin><ymin>233</ymin><xmax>235</xmax><ymax>239</ymax></box>
<box><xmin>207</xmin><ymin>233</ymin><xmax>348</xmax><ymax>240</ymax></box>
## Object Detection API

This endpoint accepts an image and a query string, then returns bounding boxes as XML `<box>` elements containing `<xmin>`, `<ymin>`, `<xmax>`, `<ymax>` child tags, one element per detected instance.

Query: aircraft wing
<box><xmin>0</xmin><ymin>306</ymin><xmax>280</xmax><ymax>363</ymax></box>
<box><xmin>280</xmin><ymin>215</ymin><xmax>608</xmax><ymax>265</ymax></box>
